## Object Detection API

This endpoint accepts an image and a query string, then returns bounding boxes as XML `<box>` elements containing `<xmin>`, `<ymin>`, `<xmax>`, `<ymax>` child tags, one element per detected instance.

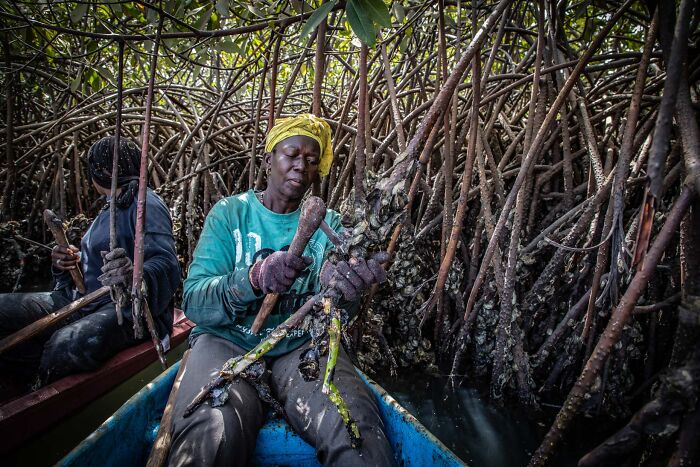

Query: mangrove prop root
<box><xmin>529</xmin><ymin>187</ymin><xmax>695</xmax><ymax>466</ymax></box>
<box><xmin>4</xmin><ymin>3</ymin><xmax>699</xmax><ymax>463</ymax></box>
<box><xmin>579</xmin><ymin>335</ymin><xmax>700</xmax><ymax>467</ymax></box>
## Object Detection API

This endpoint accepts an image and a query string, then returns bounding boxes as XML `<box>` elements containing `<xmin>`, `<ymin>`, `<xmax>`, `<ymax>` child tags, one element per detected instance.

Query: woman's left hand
<box><xmin>320</xmin><ymin>252</ymin><xmax>388</xmax><ymax>301</ymax></box>
<box><xmin>98</xmin><ymin>248</ymin><xmax>134</xmax><ymax>288</ymax></box>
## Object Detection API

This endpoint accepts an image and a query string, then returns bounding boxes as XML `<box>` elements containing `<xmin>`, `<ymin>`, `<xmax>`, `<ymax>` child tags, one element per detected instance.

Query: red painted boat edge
<box><xmin>0</xmin><ymin>309</ymin><xmax>193</xmax><ymax>453</ymax></box>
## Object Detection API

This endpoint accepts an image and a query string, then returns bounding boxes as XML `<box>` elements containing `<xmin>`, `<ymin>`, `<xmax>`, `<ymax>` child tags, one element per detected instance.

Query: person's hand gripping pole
<box><xmin>250</xmin><ymin>196</ymin><xmax>326</xmax><ymax>334</ymax></box>
<box><xmin>44</xmin><ymin>209</ymin><xmax>86</xmax><ymax>294</ymax></box>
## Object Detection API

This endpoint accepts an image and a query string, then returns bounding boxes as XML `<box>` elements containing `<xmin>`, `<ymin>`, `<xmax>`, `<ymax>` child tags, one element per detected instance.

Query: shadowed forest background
<box><xmin>1</xmin><ymin>0</ymin><xmax>699</xmax><ymax>465</ymax></box>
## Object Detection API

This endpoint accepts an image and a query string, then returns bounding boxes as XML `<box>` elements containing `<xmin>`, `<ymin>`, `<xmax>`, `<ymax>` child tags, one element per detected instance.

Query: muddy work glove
<box><xmin>99</xmin><ymin>248</ymin><xmax>134</xmax><ymax>289</ymax></box>
<box><xmin>249</xmin><ymin>251</ymin><xmax>313</xmax><ymax>294</ymax></box>
<box><xmin>320</xmin><ymin>252</ymin><xmax>389</xmax><ymax>302</ymax></box>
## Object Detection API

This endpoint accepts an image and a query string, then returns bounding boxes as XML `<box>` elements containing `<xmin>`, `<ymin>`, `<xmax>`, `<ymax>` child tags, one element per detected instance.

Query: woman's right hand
<box><xmin>51</xmin><ymin>244</ymin><xmax>80</xmax><ymax>271</ymax></box>
<box><xmin>249</xmin><ymin>251</ymin><xmax>313</xmax><ymax>294</ymax></box>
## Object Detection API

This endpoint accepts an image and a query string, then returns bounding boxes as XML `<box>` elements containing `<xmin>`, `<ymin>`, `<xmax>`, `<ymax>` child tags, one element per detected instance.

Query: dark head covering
<box><xmin>87</xmin><ymin>136</ymin><xmax>141</xmax><ymax>208</ymax></box>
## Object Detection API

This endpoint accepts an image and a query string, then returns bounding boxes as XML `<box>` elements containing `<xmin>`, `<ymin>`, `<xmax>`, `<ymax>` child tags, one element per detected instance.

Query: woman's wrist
<box><xmin>248</xmin><ymin>262</ymin><xmax>263</xmax><ymax>291</ymax></box>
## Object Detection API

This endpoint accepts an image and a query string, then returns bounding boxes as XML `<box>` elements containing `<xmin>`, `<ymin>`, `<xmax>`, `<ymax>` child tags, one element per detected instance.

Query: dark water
<box><xmin>376</xmin><ymin>374</ymin><xmax>541</xmax><ymax>467</ymax></box>
<box><xmin>377</xmin><ymin>372</ymin><xmax>607</xmax><ymax>467</ymax></box>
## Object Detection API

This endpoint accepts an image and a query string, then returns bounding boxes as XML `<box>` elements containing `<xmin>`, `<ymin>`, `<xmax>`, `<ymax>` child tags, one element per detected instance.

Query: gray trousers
<box><xmin>167</xmin><ymin>333</ymin><xmax>396</xmax><ymax>467</ymax></box>
<box><xmin>0</xmin><ymin>290</ymin><xmax>139</xmax><ymax>387</ymax></box>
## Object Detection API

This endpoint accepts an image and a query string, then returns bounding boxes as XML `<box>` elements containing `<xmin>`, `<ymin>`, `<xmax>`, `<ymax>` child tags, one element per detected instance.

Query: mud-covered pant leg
<box><xmin>0</xmin><ymin>290</ymin><xmax>72</xmax><ymax>380</ymax></box>
<box><xmin>271</xmin><ymin>344</ymin><xmax>396</xmax><ymax>467</ymax></box>
<box><xmin>38</xmin><ymin>301</ymin><xmax>140</xmax><ymax>384</ymax></box>
<box><xmin>167</xmin><ymin>333</ymin><xmax>265</xmax><ymax>467</ymax></box>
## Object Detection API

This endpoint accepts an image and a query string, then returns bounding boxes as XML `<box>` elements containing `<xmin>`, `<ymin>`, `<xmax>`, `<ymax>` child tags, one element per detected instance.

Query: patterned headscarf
<box><xmin>265</xmin><ymin>114</ymin><xmax>333</xmax><ymax>176</ymax></box>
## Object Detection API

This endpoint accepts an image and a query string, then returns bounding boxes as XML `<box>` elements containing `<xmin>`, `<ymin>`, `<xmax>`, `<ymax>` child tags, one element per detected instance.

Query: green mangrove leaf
<box><xmin>86</xmin><ymin>39</ymin><xmax>99</xmax><ymax>54</ymax></box>
<box><xmin>299</xmin><ymin>0</ymin><xmax>338</xmax><ymax>40</ymax></box>
<box><xmin>70</xmin><ymin>74</ymin><xmax>81</xmax><ymax>93</ymax></box>
<box><xmin>85</xmin><ymin>68</ymin><xmax>103</xmax><ymax>91</ymax></box>
<box><xmin>399</xmin><ymin>34</ymin><xmax>410</xmax><ymax>52</ymax></box>
<box><xmin>346</xmin><ymin>0</ymin><xmax>376</xmax><ymax>47</ymax></box>
<box><xmin>145</xmin><ymin>5</ymin><xmax>158</xmax><ymax>23</ymax></box>
<box><xmin>194</xmin><ymin>7</ymin><xmax>213</xmax><ymax>30</ymax></box>
<box><xmin>247</xmin><ymin>5</ymin><xmax>265</xmax><ymax>18</ymax></box>
<box><xmin>218</xmin><ymin>39</ymin><xmax>240</xmax><ymax>54</ymax></box>
<box><xmin>109</xmin><ymin>3</ymin><xmax>122</xmax><ymax>16</ymax></box>
<box><xmin>360</xmin><ymin>0</ymin><xmax>391</xmax><ymax>28</ymax></box>
<box><xmin>122</xmin><ymin>2</ymin><xmax>144</xmax><ymax>20</ymax></box>
<box><xmin>290</xmin><ymin>0</ymin><xmax>313</xmax><ymax>15</ymax></box>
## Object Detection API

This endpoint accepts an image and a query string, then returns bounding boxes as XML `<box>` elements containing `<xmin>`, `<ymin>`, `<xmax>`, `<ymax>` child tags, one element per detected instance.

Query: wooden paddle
<box><xmin>250</xmin><ymin>196</ymin><xmax>326</xmax><ymax>334</ymax></box>
<box><xmin>146</xmin><ymin>349</ymin><xmax>191</xmax><ymax>467</ymax></box>
<box><xmin>0</xmin><ymin>286</ymin><xmax>110</xmax><ymax>356</ymax></box>
<box><xmin>43</xmin><ymin>209</ymin><xmax>86</xmax><ymax>294</ymax></box>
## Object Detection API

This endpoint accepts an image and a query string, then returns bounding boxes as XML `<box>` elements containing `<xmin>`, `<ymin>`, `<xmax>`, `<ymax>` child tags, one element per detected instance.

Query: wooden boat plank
<box><xmin>0</xmin><ymin>310</ymin><xmax>193</xmax><ymax>453</ymax></box>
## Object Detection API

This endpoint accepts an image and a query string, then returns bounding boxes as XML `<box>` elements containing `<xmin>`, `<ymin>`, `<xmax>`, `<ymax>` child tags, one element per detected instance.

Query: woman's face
<box><xmin>265</xmin><ymin>135</ymin><xmax>320</xmax><ymax>200</ymax></box>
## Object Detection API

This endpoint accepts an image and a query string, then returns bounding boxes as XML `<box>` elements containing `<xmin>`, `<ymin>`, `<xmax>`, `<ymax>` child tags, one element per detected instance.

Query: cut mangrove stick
<box><xmin>110</xmin><ymin>40</ymin><xmax>126</xmax><ymax>326</ymax></box>
<box><xmin>131</xmin><ymin>15</ymin><xmax>165</xmax><ymax>371</ymax></box>
<box><xmin>185</xmin><ymin>294</ymin><xmax>321</xmax><ymax>416</ymax></box>
<box><xmin>321</xmin><ymin>298</ymin><xmax>340</xmax><ymax>395</ymax></box>
<box><xmin>43</xmin><ymin>209</ymin><xmax>86</xmax><ymax>294</ymax></box>
<box><xmin>326</xmin><ymin>381</ymin><xmax>362</xmax><ymax>449</ymax></box>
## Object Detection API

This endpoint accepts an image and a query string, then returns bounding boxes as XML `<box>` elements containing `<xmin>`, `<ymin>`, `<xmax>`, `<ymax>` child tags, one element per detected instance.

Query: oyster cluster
<box><xmin>64</xmin><ymin>214</ymin><xmax>92</xmax><ymax>246</ymax></box>
<box><xmin>590</xmin><ymin>320</ymin><xmax>645</xmax><ymax>419</ymax></box>
<box><xmin>373</xmin><ymin>232</ymin><xmax>437</xmax><ymax>370</ymax></box>
<box><xmin>0</xmin><ymin>220</ymin><xmax>52</xmax><ymax>292</ymax></box>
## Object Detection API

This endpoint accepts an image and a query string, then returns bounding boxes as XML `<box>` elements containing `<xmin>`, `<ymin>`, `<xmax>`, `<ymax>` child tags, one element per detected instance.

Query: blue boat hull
<box><xmin>60</xmin><ymin>361</ymin><xmax>465</xmax><ymax>466</ymax></box>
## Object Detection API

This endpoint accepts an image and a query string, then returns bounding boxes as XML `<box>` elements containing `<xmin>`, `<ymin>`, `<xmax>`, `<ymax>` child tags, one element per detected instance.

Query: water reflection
<box><xmin>377</xmin><ymin>374</ymin><xmax>539</xmax><ymax>467</ymax></box>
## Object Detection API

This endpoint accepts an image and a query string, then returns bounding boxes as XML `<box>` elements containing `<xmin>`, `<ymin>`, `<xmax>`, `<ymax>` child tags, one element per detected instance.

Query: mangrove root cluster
<box><xmin>2</xmin><ymin>0</ymin><xmax>700</xmax><ymax>464</ymax></box>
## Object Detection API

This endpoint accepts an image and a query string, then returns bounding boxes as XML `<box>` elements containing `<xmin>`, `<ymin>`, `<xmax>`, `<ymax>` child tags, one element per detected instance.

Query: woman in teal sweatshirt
<box><xmin>167</xmin><ymin>114</ymin><xmax>395</xmax><ymax>467</ymax></box>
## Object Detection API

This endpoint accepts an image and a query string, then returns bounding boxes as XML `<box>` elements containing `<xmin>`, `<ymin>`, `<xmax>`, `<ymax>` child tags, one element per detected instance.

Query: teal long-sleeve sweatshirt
<box><xmin>182</xmin><ymin>190</ymin><xmax>342</xmax><ymax>357</ymax></box>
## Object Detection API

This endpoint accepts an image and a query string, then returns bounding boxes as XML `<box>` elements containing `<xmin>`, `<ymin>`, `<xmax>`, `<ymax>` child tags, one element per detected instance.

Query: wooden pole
<box><xmin>110</xmin><ymin>40</ymin><xmax>126</xmax><ymax>325</ymax></box>
<box><xmin>250</xmin><ymin>197</ymin><xmax>326</xmax><ymax>333</ymax></box>
<box><xmin>146</xmin><ymin>350</ymin><xmax>191</xmax><ymax>467</ymax></box>
<box><xmin>131</xmin><ymin>15</ymin><xmax>166</xmax><ymax>367</ymax></box>
<box><xmin>0</xmin><ymin>286</ymin><xmax>110</xmax><ymax>356</ymax></box>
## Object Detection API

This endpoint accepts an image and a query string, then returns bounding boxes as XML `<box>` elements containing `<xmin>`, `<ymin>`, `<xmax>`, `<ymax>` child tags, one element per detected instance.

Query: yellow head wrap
<box><xmin>265</xmin><ymin>114</ymin><xmax>333</xmax><ymax>176</ymax></box>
